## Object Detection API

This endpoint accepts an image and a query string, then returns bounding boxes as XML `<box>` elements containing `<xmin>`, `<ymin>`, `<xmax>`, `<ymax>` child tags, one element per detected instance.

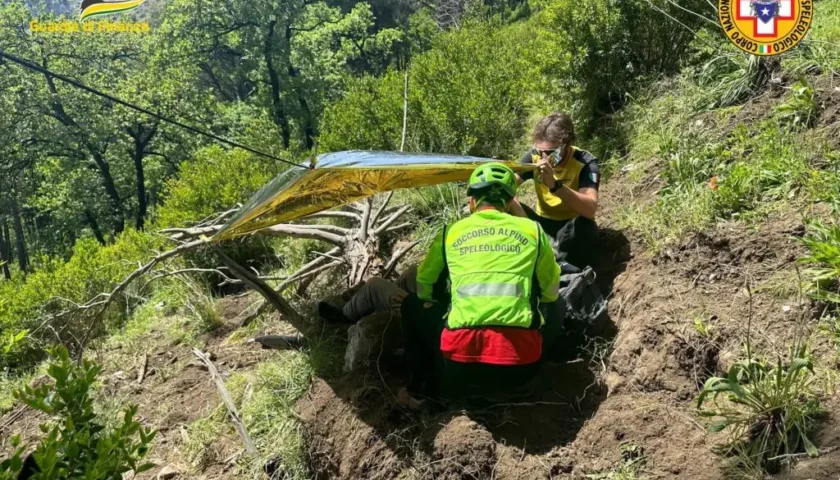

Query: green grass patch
<box><xmin>180</xmin><ymin>335</ymin><xmax>343</xmax><ymax>479</ymax></box>
<box><xmin>104</xmin><ymin>277</ymin><xmax>221</xmax><ymax>355</ymax></box>
<box><xmin>615</xmin><ymin>72</ymin><xmax>837</xmax><ymax>252</ymax></box>
<box><xmin>586</xmin><ymin>443</ymin><xmax>648</xmax><ymax>480</ymax></box>
<box><xmin>781</xmin><ymin>0</ymin><xmax>840</xmax><ymax>76</ymax></box>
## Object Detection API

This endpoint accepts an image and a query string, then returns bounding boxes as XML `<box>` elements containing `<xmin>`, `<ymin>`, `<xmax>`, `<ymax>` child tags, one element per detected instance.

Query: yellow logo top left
<box><xmin>80</xmin><ymin>0</ymin><xmax>147</xmax><ymax>21</ymax></box>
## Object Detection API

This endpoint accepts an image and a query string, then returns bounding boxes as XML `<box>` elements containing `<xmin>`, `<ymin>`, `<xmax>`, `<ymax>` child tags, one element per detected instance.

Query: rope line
<box><xmin>0</xmin><ymin>48</ymin><xmax>307</xmax><ymax>169</ymax></box>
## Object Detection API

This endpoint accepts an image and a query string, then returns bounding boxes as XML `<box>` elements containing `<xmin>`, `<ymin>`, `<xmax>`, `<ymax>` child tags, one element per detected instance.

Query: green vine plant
<box><xmin>0</xmin><ymin>346</ymin><xmax>156</xmax><ymax>479</ymax></box>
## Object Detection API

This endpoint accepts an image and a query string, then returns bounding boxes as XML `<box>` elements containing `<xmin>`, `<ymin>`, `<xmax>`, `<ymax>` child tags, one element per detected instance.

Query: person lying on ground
<box><xmin>399</xmin><ymin>162</ymin><xmax>563</xmax><ymax>408</ymax></box>
<box><xmin>317</xmin><ymin>265</ymin><xmax>417</xmax><ymax>323</ymax></box>
<box><xmin>511</xmin><ymin>112</ymin><xmax>600</xmax><ymax>269</ymax></box>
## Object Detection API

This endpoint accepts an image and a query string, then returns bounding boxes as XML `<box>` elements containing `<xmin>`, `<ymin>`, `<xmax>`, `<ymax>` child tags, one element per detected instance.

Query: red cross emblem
<box><xmin>737</xmin><ymin>0</ymin><xmax>794</xmax><ymax>37</ymax></box>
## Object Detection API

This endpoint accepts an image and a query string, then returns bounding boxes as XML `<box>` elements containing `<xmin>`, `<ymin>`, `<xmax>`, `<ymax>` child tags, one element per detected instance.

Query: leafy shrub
<box><xmin>0</xmin><ymin>230</ymin><xmax>164</xmax><ymax>370</ymax></box>
<box><xmin>709</xmin><ymin>122</ymin><xmax>808</xmax><ymax>218</ymax></box>
<box><xmin>697</xmin><ymin>347</ymin><xmax>821</xmax><ymax>475</ymax></box>
<box><xmin>155</xmin><ymin>145</ymin><xmax>286</xmax><ymax>229</ymax></box>
<box><xmin>800</xmin><ymin>221</ymin><xmax>840</xmax><ymax>304</ymax></box>
<box><xmin>320</xmin><ymin>21</ymin><xmax>532</xmax><ymax>158</ymax></box>
<box><xmin>532</xmin><ymin>0</ymin><xmax>711</xmax><ymax>132</ymax></box>
<box><xmin>775</xmin><ymin>79</ymin><xmax>819</xmax><ymax>130</ymax></box>
<box><xmin>0</xmin><ymin>346</ymin><xmax>156</xmax><ymax>479</ymax></box>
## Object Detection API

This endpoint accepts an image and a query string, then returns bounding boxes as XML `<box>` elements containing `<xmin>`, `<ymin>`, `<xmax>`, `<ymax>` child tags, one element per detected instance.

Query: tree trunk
<box><xmin>10</xmin><ymin>198</ymin><xmax>27</xmax><ymax>274</ymax></box>
<box><xmin>133</xmin><ymin>148</ymin><xmax>147</xmax><ymax>231</ymax></box>
<box><xmin>0</xmin><ymin>219</ymin><xmax>11</xmax><ymax>280</ymax></box>
<box><xmin>285</xmin><ymin>24</ymin><xmax>315</xmax><ymax>150</ymax></box>
<box><xmin>128</xmin><ymin>123</ymin><xmax>157</xmax><ymax>231</ymax></box>
<box><xmin>88</xmin><ymin>147</ymin><xmax>124</xmax><ymax>236</ymax></box>
<box><xmin>264</xmin><ymin>20</ymin><xmax>292</xmax><ymax>149</ymax></box>
<box><xmin>84</xmin><ymin>209</ymin><xmax>107</xmax><ymax>246</ymax></box>
<box><xmin>42</xmin><ymin>71</ymin><xmax>125</xmax><ymax>237</ymax></box>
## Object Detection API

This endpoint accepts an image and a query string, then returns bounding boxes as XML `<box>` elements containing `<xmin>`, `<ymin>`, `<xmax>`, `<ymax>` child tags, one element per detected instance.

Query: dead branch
<box><xmin>164</xmin><ymin>223</ymin><xmax>347</xmax><ymax>246</ymax></box>
<box><xmin>136</xmin><ymin>353</ymin><xmax>148</xmax><ymax>384</ymax></box>
<box><xmin>311</xmin><ymin>250</ymin><xmax>345</xmax><ymax>262</ymax></box>
<box><xmin>277</xmin><ymin>260</ymin><xmax>342</xmax><ymax>290</ymax></box>
<box><xmin>72</xmin><ymin>239</ymin><xmax>207</xmax><ymax>351</ymax></box>
<box><xmin>253</xmin><ymin>224</ymin><xmax>346</xmax><ymax>246</ymax></box>
<box><xmin>192</xmin><ymin>349</ymin><xmax>258</xmax><ymax>458</ymax></box>
<box><xmin>370</xmin><ymin>192</ymin><xmax>394</xmax><ymax>227</ymax></box>
<box><xmin>160</xmin><ymin>225</ymin><xmax>220</xmax><ymax>241</ymax></box>
<box><xmin>383</xmin><ymin>241</ymin><xmax>420</xmax><ymax>278</ymax></box>
<box><xmin>360</xmin><ymin>198</ymin><xmax>373</xmax><ymax>242</ymax></box>
<box><xmin>304</xmin><ymin>211</ymin><xmax>362</xmax><ymax>222</ymax></box>
<box><xmin>143</xmin><ymin>267</ymin><xmax>234</xmax><ymax>289</ymax></box>
<box><xmin>375</xmin><ymin>205</ymin><xmax>412</xmax><ymax>234</ymax></box>
<box><xmin>215</xmin><ymin>248</ymin><xmax>310</xmax><ymax>336</ymax></box>
<box><xmin>287</xmin><ymin>223</ymin><xmax>351</xmax><ymax>237</ymax></box>
<box><xmin>384</xmin><ymin>222</ymin><xmax>412</xmax><ymax>234</ymax></box>
<box><xmin>195</xmin><ymin>204</ymin><xmax>242</xmax><ymax>228</ymax></box>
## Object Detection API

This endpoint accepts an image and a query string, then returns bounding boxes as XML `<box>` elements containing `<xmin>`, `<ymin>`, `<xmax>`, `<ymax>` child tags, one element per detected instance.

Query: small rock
<box><xmin>709</xmin><ymin>273</ymin><xmax>717</xmax><ymax>282</ymax></box>
<box><xmin>112</xmin><ymin>371</ymin><xmax>126</xmax><ymax>380</ymax></box>
<box><xmin>783</xmin><ymin>305</ymin><xmax>791</xmax><ymax>313</ymax></box>
<box><xmin>157</xmin><ymin>465</ymin><xmax>179</xmax><ymax>479</ymax></box>
<box><xmin>343</xmin><ymin>311</ymin><xmax>402</xmax><ymax>373</ymax></box>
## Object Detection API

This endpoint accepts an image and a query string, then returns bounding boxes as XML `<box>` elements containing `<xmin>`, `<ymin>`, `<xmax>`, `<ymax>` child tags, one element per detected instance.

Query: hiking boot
<box><xmin>317</xmin><ymin>301</ymin><xmax>352</xmax><ymax>323</ymax></box>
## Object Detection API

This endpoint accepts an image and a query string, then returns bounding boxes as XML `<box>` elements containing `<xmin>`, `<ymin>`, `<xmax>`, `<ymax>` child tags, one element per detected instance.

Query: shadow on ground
<box><xmin>298</xmin><ymin>227</ymin><xmax>631</xmax><ymax>479</ymax></box>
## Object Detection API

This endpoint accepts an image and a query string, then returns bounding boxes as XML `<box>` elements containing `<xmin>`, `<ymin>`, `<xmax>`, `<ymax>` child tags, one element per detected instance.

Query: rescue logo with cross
<box><xmin>718</xmin><ymin>0</ymin><xmax>813</xmax><ymax>56</ymax></box>
<box><xmin>737</xmin><ymin>0</ymin><xmax>793</xmax><ymax>37</ymax></box>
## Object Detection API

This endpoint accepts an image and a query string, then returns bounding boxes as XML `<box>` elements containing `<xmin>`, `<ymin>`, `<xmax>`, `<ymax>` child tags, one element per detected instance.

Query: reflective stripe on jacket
<box><xmin>417</xmin><ymin>209</ymin><xmax>560</xmax><ymax>331</ymax></box>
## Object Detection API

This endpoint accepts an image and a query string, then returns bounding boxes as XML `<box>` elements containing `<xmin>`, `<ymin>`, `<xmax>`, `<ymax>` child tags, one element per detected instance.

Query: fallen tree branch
<box><xmin>192</xmin><ymin>348</ymin><xmax>258</xmax><ymax>457</ymax></box>
<box><xmin>142</xmin><ymin>267</ymin><xmax>234</xmax><ymax>289</ymax></box>
<box><xmin>370</xmin><ymin>192</ymin><xmax>394</xmax><ymax>227</ymax></box>
<box><xmin>195</xmin><ymin>204</ymin><xmax>242</xmax><ymax>228</ymax></box>
<box><xmin>277</xmin><ymin>260</ymin><xmax>342</xmax><ymax>291</ymax></box>
<box><xmin>360</xmin><ymin>198</ymin><xmax>373</xmax><ymax>242</ymax></box>
<box><xmin>215</xmin><ymin>248</ymin><xmax>309</xmax><ymax>336</ymax></box>
<box><xmin>160</xmin><ymin>225</ymin><xmax>220</xmax><ymax>241</ymax></box>
<box><xmin>384</xmin><ymin>222</ymin><xmax>412</xmax><ymax>234</ymax></box>
<box><xmin>258</xmin><ymin>224</ymin><xmax>345</xmax><ymax>246</ymax></box>
<box><xmin>383</xmin><ymin>240</ymin><xmax>420</xmax><ymax>278</ymax></box>
<box><xmin>163</xmin><ymin>223</ymin><xmax>348</xmax><ymax>246</ymax></box>
<box><xmin>375</xmin><ymin>205</ymin><xmax>412</xmax><ymax>234</ymax></box>
<box><xmin>136</xmin><ymin>353</ymin><xmax>148</xmax><ymax>384</ymax></box>
<box><xmin>287</xmin><ymin>223</ymin><xmax>351</xmax><ymax>237</ymax></box>
<box><xmin>73</xmin><ymin>239</ymin><xmax>208</xmax><ymax>351</ymax></box>
<box><xmin>304</xmin><ymin>211</ymin><xmax>362</xmax><ymax>222</ymax></box>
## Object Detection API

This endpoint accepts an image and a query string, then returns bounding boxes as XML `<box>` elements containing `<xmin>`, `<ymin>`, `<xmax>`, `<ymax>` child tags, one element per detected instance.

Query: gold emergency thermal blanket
<box><xmin>214</xmin><ymin>150</ymin><xmax>537</xmax><ymax>241</ymax></box>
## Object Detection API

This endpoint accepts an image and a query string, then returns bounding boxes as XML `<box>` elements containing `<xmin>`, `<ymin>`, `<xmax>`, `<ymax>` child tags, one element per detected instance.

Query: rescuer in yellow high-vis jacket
<box><xmin>399</xmin><ymin>163</ymin><xmax>563</xmax><ymax>405</ymax></box>
<box><xmin>512</xmin><ymin>112</ymin><xmax>600</xmax><ymax>269</ymax></box>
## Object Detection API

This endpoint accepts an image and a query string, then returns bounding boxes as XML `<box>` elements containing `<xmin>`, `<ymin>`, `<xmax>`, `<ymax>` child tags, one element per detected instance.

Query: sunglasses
<box><xmin>532</xmin><ymin>145</ymin><xmax>565</xmax><ymax>162</ymax></box>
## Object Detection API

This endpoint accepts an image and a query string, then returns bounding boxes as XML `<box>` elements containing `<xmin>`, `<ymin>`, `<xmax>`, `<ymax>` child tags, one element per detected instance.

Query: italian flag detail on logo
<box><xmin>759</xmin><ymin>45</ymin><xmax>773</xmax><ymax>54</ymax></box>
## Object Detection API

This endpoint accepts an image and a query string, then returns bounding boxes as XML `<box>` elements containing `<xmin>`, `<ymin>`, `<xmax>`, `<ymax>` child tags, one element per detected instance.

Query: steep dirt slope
<box><xmin>297</xmin><ymin>165</ymin><xmax>839</xmax><ymax>479</ymax></box>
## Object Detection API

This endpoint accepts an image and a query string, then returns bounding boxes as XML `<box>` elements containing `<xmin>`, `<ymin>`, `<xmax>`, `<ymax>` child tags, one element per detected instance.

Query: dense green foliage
<box><xmin>0</xmin><ymin>0</ymin><xmax>718</xmax><ymax>372</ymax></box>
<box><xmin>0</xmin><ymin>347</ymin><xmax>155</xmax><ymax>479</ymax></box>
